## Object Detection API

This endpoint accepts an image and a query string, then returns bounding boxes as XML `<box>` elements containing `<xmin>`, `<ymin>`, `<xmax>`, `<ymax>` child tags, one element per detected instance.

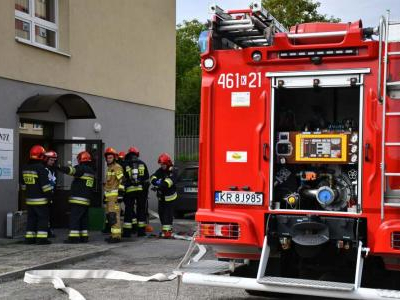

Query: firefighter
<box><xmin>57</xmin><ymin>151</ymin><xmax>95</xmax><ymax>243</ymax></box>
<box><xmin>123</xmin><ymin>146</ymin><xmax>149</xmax><ymax>237</ymax></box>
<box><xmin>43</xmin><ymin>150</ymin><xmax>58</xmax><ymax>238</ymax></box>
<box><xmin>20</xmin><ymin>145</ymin><xmax>52</xmax><ymax>245</ymax></box>
<box><xmin>104</xmin><ymin>147</ymin><xmax>124</xmax><ymax>243</ymax></box>
<box><xmin>150</xmin><ymin>153</ymin><xmax>177</xmax><ymax>238</ymax></box>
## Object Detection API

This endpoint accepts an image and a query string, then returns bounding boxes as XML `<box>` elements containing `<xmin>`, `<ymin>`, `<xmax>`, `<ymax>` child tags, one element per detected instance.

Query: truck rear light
<box><xmin>392</xmin><ymin>232</ymin><xmax>400</xmax><ymax>250</ymax></box>
<box><xmin>198</xmin><ymin>222</ymin><xmax>240</xmax><ymax>239</ymax></box>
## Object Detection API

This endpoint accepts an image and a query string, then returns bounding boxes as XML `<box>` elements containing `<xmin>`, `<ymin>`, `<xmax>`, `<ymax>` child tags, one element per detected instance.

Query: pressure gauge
<box><xmin>351</xmin><ymin>133</ymin><xmax>358</xmax><ymax>143</ymax></box>
<box><xmin>351</xmin><ymin>154</ymin><xmax>358</xmax><ymax>163</ymax></box>
<box><xmin>351</xmin><ymin>145</ymin><xmax>358</xmax><ymax>153</ymax></box>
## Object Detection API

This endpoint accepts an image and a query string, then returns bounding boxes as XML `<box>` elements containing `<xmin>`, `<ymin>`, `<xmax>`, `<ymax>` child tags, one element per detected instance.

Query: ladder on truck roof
<box><xmin>380</xmin><ymin>10</ymin><xmax>400</xmax><ymax>220</ymax></box>
<box><xmin>208</xmin><ymin>0</ymin><xmax>287</xmax><ymax>48</ymax></box>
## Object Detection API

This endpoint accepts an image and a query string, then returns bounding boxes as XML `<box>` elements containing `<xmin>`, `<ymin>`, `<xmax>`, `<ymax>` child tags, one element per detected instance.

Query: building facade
<box><xmin>0</xmin><ymin>0</ymin><xmax>176</xmax><ymax>235</ymax></box>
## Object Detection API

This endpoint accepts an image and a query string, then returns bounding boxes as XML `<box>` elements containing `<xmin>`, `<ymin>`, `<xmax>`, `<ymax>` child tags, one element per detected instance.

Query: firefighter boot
<box><xmin>105</xmin><ymin>236</ymin><xmax>121</xmax><ymax>243</ymax></box>
<box><xmin>137</xmin><ymin>227</ymin><xmax>146</xmax><ymax>237</ymax></box>
<box><xmin>80</xmin><ymin>236</ymin><xmax>89</xmax><ymax>243</ymax></box>
<box><xmin>122</xmin><ymin>228</ymin><xmax>131</xmax><ymax>238</ymax></box>
<box><xmin>160</xmin><ymin>230</ymin><xmax>172</xmax><ymax>239</ymax></box>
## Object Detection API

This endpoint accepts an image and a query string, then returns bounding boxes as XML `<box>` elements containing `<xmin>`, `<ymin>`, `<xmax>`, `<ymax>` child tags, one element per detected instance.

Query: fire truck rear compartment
<box><xmin>272</xmin><ymin>86</ymin><xmax>361</xmax><ymax>213</ymax></box>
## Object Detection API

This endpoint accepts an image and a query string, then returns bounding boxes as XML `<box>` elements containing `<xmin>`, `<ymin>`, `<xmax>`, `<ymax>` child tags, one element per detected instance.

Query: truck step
<box><xmin>386</xmin><ymin>112</ymin><xmax>400</xmax><ymax>116</ymax></box>
<box><xmin>377</xmin><ymin>289</ymin><xmax>400</xmax><ymax>299</ymax></box>
<box><xmin>177</xmin><ymin>260</ymin><xmax>233</xmax><ymax>274</ymax></box>
<box><xmin>258</xmin><ymin>276</ymin><xmax>354</xmax><ymax>291</ymax></box>
<box><xmin>385</xmin><ymin>173</ymin><xmax>400</xmax><ymax>176</ymax></box>
<box><xmin>388</xmin><ymin>51</ymin><xmax>400</xmax><ymax>56</ymax></box>
<box><xmin>384</xmin><ymin>202</ymin><xmax>400</xmax><ymax>208</ymax></box>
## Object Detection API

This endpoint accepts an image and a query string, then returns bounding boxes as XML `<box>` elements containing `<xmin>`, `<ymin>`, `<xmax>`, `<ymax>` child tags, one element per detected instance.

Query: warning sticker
<box><xmin>231</xmin><ymin>92</ymin><xmax>250</xmax><ymax>107</ymax></box>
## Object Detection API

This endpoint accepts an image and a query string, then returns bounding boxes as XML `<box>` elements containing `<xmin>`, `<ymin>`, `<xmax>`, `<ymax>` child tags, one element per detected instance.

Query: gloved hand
<box><xmin>155</xmin><ymin>179</ymin><xmax>162</xmax><ymax>186</ymax></box>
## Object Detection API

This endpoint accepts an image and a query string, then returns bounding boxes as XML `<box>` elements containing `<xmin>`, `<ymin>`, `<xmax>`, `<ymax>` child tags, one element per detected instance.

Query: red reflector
<box><xmin>393</xmin><ymin>232</ymin><xmax>400</xmax><ymax>250</ymax></box>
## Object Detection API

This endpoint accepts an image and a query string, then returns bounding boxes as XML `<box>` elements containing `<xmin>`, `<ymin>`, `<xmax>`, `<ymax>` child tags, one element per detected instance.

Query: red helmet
<box><xmin>77</xmin><ymin>151</ymin><xmax>92</xmax><ymax>163</ymax></box>
<box><xmin>128</xmin><ymin>146</ymin><xmax>139</xmax><ymax>157</ymax></box>
<box><xmin>30</xmin><ymin>145</ymin><xmax>46</xmax><ymax>160</ymax></box>
<box><xmin>158</xmin><ymin>153</ymin><xmax>172</xmax><ymax>166</ymax></box>
<box><xmin>118</xmin><ymin>151</ymin><xmax>126</xmax><ymax>159</ymax></box>
<box><xmin>104</xmin><ymin>147</ymin><xmax>118</xmax><ymax>158</ymax></box>
<box><xmin>44</xmin><ymin>150</ymin><xmax>58</xmax><ymax>159</ymax></box>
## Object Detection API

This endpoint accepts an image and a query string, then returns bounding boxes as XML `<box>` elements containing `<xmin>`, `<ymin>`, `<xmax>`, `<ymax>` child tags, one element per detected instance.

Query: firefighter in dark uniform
<box><xmin>58</xmin><ymin>151</ymin><xmax>95</xmax><ymax>243</ymax></box>
<box><xmin>43</xmin><ymin>150</ymin><xmax>58</xmax><ymax>238</ymax></box>
<box><xmin>123</xmin><ymin>147</ymin><xmax>149</xmax><ymax>237</ymax></box>
<box><xmin>150</xmin><ymin>153</ymin><xmax>177</xmax><ymax>238</ymax></box>
<box><xmin>20</xmin><ymin>145</ymin><xmax>53</xmax><ymax>245</ymax></box>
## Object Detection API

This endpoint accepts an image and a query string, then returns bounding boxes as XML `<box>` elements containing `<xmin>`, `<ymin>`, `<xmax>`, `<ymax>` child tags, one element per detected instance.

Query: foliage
<box><xmin>262</xmin><ymin>0</ymin><xmax>341</xmax><ymax>29</ymax></box>
<box><xmin>176</xmin><ymin>20</ymin><xmax>206</xmax><ymax>114</ymax></box>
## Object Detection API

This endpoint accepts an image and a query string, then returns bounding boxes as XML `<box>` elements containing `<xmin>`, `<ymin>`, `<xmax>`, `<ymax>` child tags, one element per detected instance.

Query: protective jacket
<box><xmin>124</xmin><ymin>156</ymin><xmax>149</xmax><ymax>193</ymax></box>
<box><xmin>105</xmin><ymin>162</ymin><xmax>124</xmax><ymax>199</ymax></box>
<box><xmin>59</xmin><ymin>164</ymin><xmax>95</xmax><ymax>205</ymax></box>
<box><xmin>150</xmin><ymin>167</ymin><xmax>177</xmax><ymax>201</ymax></box>
<box><xmin>21</xmin><ymin>161</ymin><xmax>52</xmax><ymax>205</ymax></box>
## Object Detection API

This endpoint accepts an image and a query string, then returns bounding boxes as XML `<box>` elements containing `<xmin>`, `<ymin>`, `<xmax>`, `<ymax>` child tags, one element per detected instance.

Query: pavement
<box><xmin>0</xmin><ymin>218</ymin><xmax>195</xmax><ymax>284</ymax></box>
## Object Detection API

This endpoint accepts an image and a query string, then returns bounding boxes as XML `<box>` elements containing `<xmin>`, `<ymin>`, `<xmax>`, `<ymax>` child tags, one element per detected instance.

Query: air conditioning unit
<box><xmin>6</xmin><ymin>211</ymin><xmax>27</xmax><ymax>238</ymax></box>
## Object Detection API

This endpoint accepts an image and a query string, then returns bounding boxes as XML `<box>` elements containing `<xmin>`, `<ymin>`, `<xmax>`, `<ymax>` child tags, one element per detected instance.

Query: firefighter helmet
<box><xmin>30</xmin><ymin>145</ymin><xmax>46</xmax><ymax>160</ymax></box>
<box><xmin>118</xmin><ymin>151</ymin><xmax>126</xmax><ymax>159</ymax></box>
<box><xmin>44</xmin><ymin>150</ymin><xmax>58</xmax><ymax>159</ymax></box>
<box><xmin>128</xmin><ymin>146</ymin><xmax>140</xmax><ymax>157</ymax></box>
<box><xmin>158</xmin><ymin>153</ymin><xmax>172</xmax><ymax>166</ymax></box>
<box><xmin>77</xmin><ymin>151</ymin><xmax>92</xmax><ymax>163</ymax></box>
<box><xmin>104</xmin><ymin>147</ymin><xmax>118</xmax><ymax>158</ymax></box>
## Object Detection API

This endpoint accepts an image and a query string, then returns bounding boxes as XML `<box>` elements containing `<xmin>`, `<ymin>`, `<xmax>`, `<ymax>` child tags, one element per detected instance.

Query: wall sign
<box><xmin>0</xmin><ymin>128</ymin><xmax>13</xmax><ymax>180</ymax></box>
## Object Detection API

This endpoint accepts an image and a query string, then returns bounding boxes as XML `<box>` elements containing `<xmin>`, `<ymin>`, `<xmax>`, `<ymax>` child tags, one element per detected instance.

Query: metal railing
<box><xmin>175</xmin><ymin>114</ymin><xmax>200</xmax><ymax>161</ymax></box>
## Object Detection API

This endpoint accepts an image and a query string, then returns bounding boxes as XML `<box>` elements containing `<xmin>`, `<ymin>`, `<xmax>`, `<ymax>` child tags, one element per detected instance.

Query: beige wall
<box><xmin>0</xmin><ymin>0</ymin><xmax>176</xmax><ymax>110</ymax></box>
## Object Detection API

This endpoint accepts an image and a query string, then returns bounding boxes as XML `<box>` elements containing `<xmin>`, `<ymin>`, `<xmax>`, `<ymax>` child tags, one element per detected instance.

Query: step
<box><xmin>384</xmin><ymin>202</ymin><xmax>400</xmax><ymax>208</ymax></box>
<box><xmin>377</xmin><ymin>289</ymin><xmax>400</xmax><ymax>299</ymax></box>
<box><xmin>388</xmin><ymin>51</ymin><xmax>400</xmax><ymax>56</ymax></box>
<box><xmin>385</xmin><ymin>173</ymin><xmax>400</xmax><ymax>176</ymax></box>
<box><xmin>258</xmin><ymin>276</ymin><xmax>354</xmax><ymax>291</ymax></box>
<box><xmin>387</xmin><ymin>81</ymin><xmax>400</xmax><ymax>89</ymax></box>
<box><xmin>386</xmin><ymin>112</ymin><xmax>400</xmax><ymax>116</ymax></box>
<box><xmin>176</xmin><ymin>260</ymin><xmax>233</xmax><ymax>274</ymax></box>
<box><xmin>385</xmin><ymin>142</ymin><xmax>400</xmax><ymax>146</ymax></box>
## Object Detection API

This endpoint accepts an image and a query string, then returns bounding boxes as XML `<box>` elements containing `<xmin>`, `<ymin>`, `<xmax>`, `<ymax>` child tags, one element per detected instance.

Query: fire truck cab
<box><xmin>179</xmin><ymin>1</ymin><xmax>400</xmax><ymax>299</ymax></box>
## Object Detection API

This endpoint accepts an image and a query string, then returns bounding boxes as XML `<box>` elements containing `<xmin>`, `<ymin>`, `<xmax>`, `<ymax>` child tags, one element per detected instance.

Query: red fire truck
<box><xmin>179</xmin><ymin>1</ymin><xmax>400</xmax><ymax>299</ymax></box>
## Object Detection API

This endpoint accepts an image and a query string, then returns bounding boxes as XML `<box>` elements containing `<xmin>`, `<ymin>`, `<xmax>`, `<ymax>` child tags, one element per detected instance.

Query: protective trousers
<box><xmin>105</xmin><ymin>196</ymin><xmax>121</xmax><ymax>239</ymax></box>
<box><xmin>25</xmin><ymin>205</ymin><xmax>49</xmax><ymax>242</ymax></box>
<box><xmin>122</xmin><ymin>193</ymin><xmax>136</xmax><ymax>236</ymax></box>
<box><xmin>158</xmin><ymin>199</ymin><xmax>174</xmax><ymax>234</ymax></box>
<box><xmin>68</xmin><ymin>204</ymin><xmax>89</xmax><ymax>241</ymax></box>
<box><xmin>135</xmin><ymin>191</ymin><xmax>147</xmax><ymax>233</ymax></box>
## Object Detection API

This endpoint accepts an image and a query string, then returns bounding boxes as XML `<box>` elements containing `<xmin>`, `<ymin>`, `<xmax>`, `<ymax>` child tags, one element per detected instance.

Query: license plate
<box><xmin>214</xmin><ymin>191</ymin><xmax>263</xmax><ymax>205</ymax></box>
<box><xmin>184</xmin><ymin>187</ymin><xmax>198</xmax><ymax>193</ymax></box>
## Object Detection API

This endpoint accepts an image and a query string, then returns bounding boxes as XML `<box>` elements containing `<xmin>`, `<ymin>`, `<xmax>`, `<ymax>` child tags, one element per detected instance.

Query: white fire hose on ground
<box><xmin>24</xmin><ymin>210</ymin><xmax>202</xmax><ymax>300</ymax></box>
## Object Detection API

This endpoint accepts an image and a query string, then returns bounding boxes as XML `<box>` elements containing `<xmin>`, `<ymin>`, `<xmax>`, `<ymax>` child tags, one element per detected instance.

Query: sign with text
<box><xmin>0</xmin><ymin>150</ymin><xmax>13</xmax><ymax>180</ymax></box>
<box><xmin>0</xmin><ymin>128</ymin><xmax>13</xmax><ymax>151</ymax></box>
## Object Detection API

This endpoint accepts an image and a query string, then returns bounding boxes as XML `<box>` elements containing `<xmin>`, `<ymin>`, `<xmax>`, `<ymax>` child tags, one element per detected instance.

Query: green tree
<box><xmin>262</xmin><ymin>0</ymin><xmax>340</xmax><ymax>29</ymax></box>
<box><xmin>176</xmin><ymin>20</ymin><xmax>206</xmax><ymax>114</ymax></box>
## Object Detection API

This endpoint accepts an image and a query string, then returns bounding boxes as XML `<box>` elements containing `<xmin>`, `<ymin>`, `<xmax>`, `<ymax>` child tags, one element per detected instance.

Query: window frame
<box><xmin>15</xmin><ymin>0</ymin><xmax>59</xmax><ymax>51</ymax></box>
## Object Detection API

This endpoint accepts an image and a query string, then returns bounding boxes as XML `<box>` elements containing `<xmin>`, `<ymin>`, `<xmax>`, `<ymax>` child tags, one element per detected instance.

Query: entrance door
<box><xmin>49</xmin><ymin>139</ymin><xmax>103</xmax><ymax>228</ymax></box>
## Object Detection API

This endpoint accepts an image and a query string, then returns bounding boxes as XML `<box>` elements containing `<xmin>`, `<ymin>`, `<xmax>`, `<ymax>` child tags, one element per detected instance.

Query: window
<box><xmin>32</xmin><ymin>123</ymin><xmax>43</xmax><ymax>130</ymax></box>
<box><xmin>19</xmin><ymin>122</ymin><xmax>27</xmax><ymax>129</ymax></box>
<box><xmin>15</xmin><ymin>0</ymin><xmax>58</xmax><ymax>49</ymax></box>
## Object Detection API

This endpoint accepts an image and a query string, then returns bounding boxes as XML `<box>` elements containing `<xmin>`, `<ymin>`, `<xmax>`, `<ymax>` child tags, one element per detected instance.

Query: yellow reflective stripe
<box><xmin>36</xmin><ymin>231</ymin><xmax>48</xmax><ymax>238</ymax></box>
<box><xmin>68</xmin><ymin>166</ymin><xmax>76</xmax><ymax>175</ymax></box>
<box><xmin>107</xmin><ymin>171</ymin><xmax>115</xmax><ymax>176</ymax></box>
<box><xmin>42</xmin><ymin>185</ymin><xmax>52</xmax><ymax>192</ymax></box>
<box><xmin>105</xmin><ymin>192</ymin><xmax>118</xmax><ymax>197</ymax></box>
<box><xmin>162</xmin><ymin>225</ymin><xmax>172</xmax><ymax>230</ymax></box>
<box><xmin>26</xmin><ymin>198</ymin><xmax>48</xmax><ymax>205</ymax></box>
<box><xmin>123</xmin><ymin>223</ymin><xmax>133</xmax><ymax>229</ymax></box>
<box><xmin>80</xmin><ymin>176</ymin><xmax>94</xmax><ymax>180</ymax></box>
<box><xmin>164</xmin><ymin>178</ymin><xmax>173</xmax><ymax>188</ymax></box>
<box><xmin>138</xmin><ymin>222</ymin><xmax>146</xmax><ymax>228</ymax></box>
<box><xmin>69</xmin><ymin>198</ymin><xmax>90</xmax><ymax>205</ymax></box>
<box><xmin>111</xmin><ymin>228</ymin><xmax>122</xmax><ymax>234</ymax></box>
<box><xmin>116</xmin><ymin>172</ymin><xmax>123</xmax><ymax>180</ymax></box>
<box><xmin>80</xmin><ymin>230</ymin><xmax>89</xmax><ymax>237</ymax></box>
<box><xmin>150</xmin><ymin>176</ymin><xmax>157</xmax><ymax>181</ymax></box>
<box><xmin>126</xmin><ymin>186</ymin><xmax>142</xmax><ymax>192</ymax></box>
<box><xmin>25</xmin><ymin>231</ymin><xmax>36</xmax><ymax>238</ymax></box>
<box><xmin>165</xmin><ymin>192</ymin><xmax>177</xmax><ymax>201</ymax></box>
<box><xmin>131</xmin><ymin>218</ymin><xmax>137</xmax><ymax>224</ymax></box>
<box><xmin>69</xmin><ymin>233</ymin><xmax>80</xmax><ymax>237</ymax></box>
<box><xmin>118</xmin><ymin>184</ymin><xmax>125</xmax><ymax>191</ymax></box>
